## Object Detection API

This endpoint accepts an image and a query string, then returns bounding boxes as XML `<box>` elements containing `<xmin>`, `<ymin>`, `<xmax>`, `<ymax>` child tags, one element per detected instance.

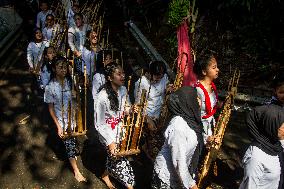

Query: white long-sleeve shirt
<box><xmin>26</xmin><ymin>41</ymin><xmax>49</xmax><ymax>69</ymax></box>
<box><xmin>68</xmin><ymin>24</ymin><xmax>91</xmax><ymax>53</ymax></box>
<box><xmin>134</xmin><ymin>74</ymin><xmax>168</xmax><ymax>119</ymax></box>
<box><xmin>94</xmin><ymin>86</ymin><xmax>129</xmax><ymax>146</ymax></box>
<box><xmin>239</xmin><ymin>145</ymin><xmax>281</xmax><ymax>189</ymax></box>
<box><xmin>154</xmin><ymin>116</ymin><xmax>197</xmax><ymax>189</ymax></box>
<box><xmin>36</xmin><ymin>10</ymin><xmax>53</xmax><ymax>29</ymax></box>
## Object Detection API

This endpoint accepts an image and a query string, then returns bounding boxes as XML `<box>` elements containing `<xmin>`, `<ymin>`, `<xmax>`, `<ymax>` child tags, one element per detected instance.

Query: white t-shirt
<box><xmin>36</xmin><ymin>10</ymin><xmax>53</xmax><ymax>29</ymax></box>
<box><xmin>42</xmin><ymin>24</ymin><xmax>61</xmax><ymax>42</ymax></box>
<box><xmin>44</xmin><ymin>79</ymin><xmax>76</xmax><ymax>130</ymax></box>
<box><xmin>27</xmin><ymin>41</ymin><xmax>49</xmax><ymax>69</ymax></box>
<box><xmin>134</xmin><ymin>74</ymin><xmax>168</xmax><ymax>119</ymax></box>
<box><xmin>68</xmin><ymin>24</ymin><xmax>91</xmax><ymax>53</ymax></box>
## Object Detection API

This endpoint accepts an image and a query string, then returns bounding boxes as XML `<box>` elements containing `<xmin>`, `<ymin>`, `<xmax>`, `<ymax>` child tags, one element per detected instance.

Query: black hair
<box><xmin>32</xmin><ymin>27</ymin><xmax>42</xmax><ymax>42</ymax></box>
<box><xmin>271</xmin><ymin>72</ymin><xmax>284</xmax><ymax>89</ymax></box>
<box><xmin>99</xmin><ymin>62</ymin><xmax>121</xmax><ymax>112</ymax></box>
<box><xmin>193</xmin><ymin>52</ymin><xmax>215</xmax><ymax>79</ymax></box>
<box><xmin>40</xmin><ymin>0</ymin><xmax>49</xmax><ymax>5</ymax></box>
<box><xmin>149</xmin><ymin>60</ymin><xmax>166</xmax><ymax>76</ymax></box>
<box><xmin>49</xmin><ymin>56</ymin><xmax>72</xmax><ymax>87</ymax></box>
<box><xmin>45</xmin><ymin>13</ymin><xmax>54</xmax><ymax>20</ymax></box>
<box><xmin>73</xmin><ymin>13</ymin><xmax>83</xmax><ymax>20</ymax></box>
<box><xmin>96</xmin><ymin>49</ymin><xmax>112</xmax><ymax>73</ymax></box>
<box><xmin>41</xmin><ymin>46</ymin><xmax>55</xmax><ymax>72</ymax></box>
<box><xmin>84</xmin><ymin>30</ymin><xmax>98</xmax><ymax>51</ymax></box>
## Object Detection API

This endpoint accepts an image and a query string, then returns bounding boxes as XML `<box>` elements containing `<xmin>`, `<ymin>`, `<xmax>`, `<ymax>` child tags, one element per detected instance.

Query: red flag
<box><xmin>177</xmin><ymin>21</ymin><xmax>197</xmax><ymax>86</ymax></box>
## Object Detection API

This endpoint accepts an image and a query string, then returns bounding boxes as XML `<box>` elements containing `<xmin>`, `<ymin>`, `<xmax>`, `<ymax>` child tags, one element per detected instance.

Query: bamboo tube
<box><xmin>130</xmin><ymin>89</ymin><xmax>147</xmax><ymax>150</ymax></box>
<box><xmin>121</xmin><ymin>52</ymin><xmax>123</xmax><ymax>69</ymax></box>
<box><xmin>84</xmin><ymin>64</ymin><xmax>87</xmax><ymax>132</ymax></box>
<box><xmin>119</xmin><ymin>76</ymin><xmax>132</xmax><ymax>152</ymax></box>
<box><xmin>61</xmin><ymin>79</ymin><xmax>65</xmax><ymax>133</ymax></box>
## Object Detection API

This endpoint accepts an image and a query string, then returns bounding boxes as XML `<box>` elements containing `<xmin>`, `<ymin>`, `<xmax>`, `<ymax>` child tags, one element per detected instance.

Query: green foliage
<box><xmin>168</xmin><ymin>0</ymin><xmax>189</xmax><ymax>28</ymax></box>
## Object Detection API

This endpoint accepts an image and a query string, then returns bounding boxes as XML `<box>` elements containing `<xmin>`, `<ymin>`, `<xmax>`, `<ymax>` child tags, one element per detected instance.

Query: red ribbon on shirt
<box><xmin>195</xmin><ymin>82</ymin><xmax>218</xmax><ymax>119</ymax></box>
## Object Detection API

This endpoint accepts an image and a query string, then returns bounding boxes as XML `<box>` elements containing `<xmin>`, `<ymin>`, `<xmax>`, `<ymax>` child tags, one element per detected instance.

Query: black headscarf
<box><xmin>247</xmin><ymin>104</ymin><xmax>284</xmax><ymax>156</ymax></box>
<box><xmin>167</xmin><ymin>86</ymin><xmax>204</xmax><ymax>177</ymax></box>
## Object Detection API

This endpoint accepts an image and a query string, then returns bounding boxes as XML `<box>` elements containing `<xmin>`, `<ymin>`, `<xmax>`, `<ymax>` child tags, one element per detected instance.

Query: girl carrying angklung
<box><xmin>94</xmin><ymin>62</ymin><xmax>135</xmax><ymax>189</ymax></box>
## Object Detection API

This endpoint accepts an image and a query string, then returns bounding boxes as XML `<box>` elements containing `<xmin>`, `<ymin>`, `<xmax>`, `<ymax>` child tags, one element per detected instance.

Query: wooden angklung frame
<box><xmin>115</xmin><ymin>89</ymin><xmax>148</xmax><ymax>157</ymax></box>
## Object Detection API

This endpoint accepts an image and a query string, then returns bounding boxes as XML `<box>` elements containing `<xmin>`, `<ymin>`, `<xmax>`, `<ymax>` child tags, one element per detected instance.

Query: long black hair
<box><xmin>31</xmin><ymin>27</ymin><xmax>42</xmax><ymax>42</ymax></box>
<box><xmin>98</xmin><ymin>62</ymin><xmax>121</xmax><ymax>112</ymax></box>
<box><xmin>41</xmin><ymin>46</ymin><xmax>55</xmax><ymax>72</ymax></box>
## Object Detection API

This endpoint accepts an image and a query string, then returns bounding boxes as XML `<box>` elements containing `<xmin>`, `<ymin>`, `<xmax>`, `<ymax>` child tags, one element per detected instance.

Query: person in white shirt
<box><xmin>39</xmin><ymin>46</ymin><xmax>56</xmax><ymax>89</ymax></box>
<box><xmin>239</xmin><ymin>104</ymin><xmax>284</xmax><ymax>189</ymax></box>
<box><xmin>42</xmin><ymin>14</ymin><xmax>61</xmax><ymax>43</ymax></box>
<box><xmin>134</xmin><ymin>60</ymin><xmax>173</xmax><ymax>160</ymax></box>
<box><xmin>65</xmin><ymin>1</ymin><xmax>87</xmax><ymax>28</ymax></box>
<box><xmin>36</xmin><ymin>1</ymin><xmax>52</xmax><ymax>29</ymax></box>
<box><xmin>27</xmin><ymin>28</ymin><xmax>49</xmax><ymax>73</ymax></box>
<box><xmin>193</xmin><ymin>53</ymin><xmax>219</xmax><ymax>144</ymax></box>
<box><xmin>81</xmin><ymin>29</ymin><xmax>102</xmax><ymax>80</ymax></box>
<box><xmin>68</xmin><ymin>13</ymin><xmax>91</xmax><ymax>58</ymax></box>
<box><xmin>134</xmin><ymin>60</ymin><xmax>170</xmax><ymax>119</ymax></box>
<box><xmin>94</xmin><ymin>62</ymin><xmax>135</xmax><ymax>189</ymax></box>
<box><xmin>152</xmin><ymin>86</ymin><xmax>203</xmax><ymax>189</ymax></box>
<box><xmin>92</xmin><ymin>50</ymin><xmax>113</xmax><ymax>102</ymax></box>
<box><xmin>44</xmin><ymin>56</ymin><xmax>86</xmax><ymax>183</ymax></box>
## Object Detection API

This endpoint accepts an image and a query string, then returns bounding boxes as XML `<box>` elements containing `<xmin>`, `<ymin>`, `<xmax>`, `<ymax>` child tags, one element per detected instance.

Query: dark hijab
<box><xmin>247</xmin><ymin>104</ymin><xmax>284</xmax><ymax>156</ymax></box>
<box><xmin>167</xmin><ymin>86</ymin><xmax>204</xmax><ymax>177</ymax></box>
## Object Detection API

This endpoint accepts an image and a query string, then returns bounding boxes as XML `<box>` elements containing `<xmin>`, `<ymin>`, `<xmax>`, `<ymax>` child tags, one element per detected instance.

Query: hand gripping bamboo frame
<box><xmin>115</xmin><ymin>89</ymin><xmax>148</xmax><ymax>157</ymax></box>
<box><xmin>197</xmin><ymin>69</ymin><xmax>240</xmax><ymax>188</ymax></box>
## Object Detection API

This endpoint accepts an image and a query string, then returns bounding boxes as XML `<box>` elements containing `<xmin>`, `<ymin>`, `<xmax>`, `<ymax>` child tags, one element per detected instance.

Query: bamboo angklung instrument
<box><xmin>116</xmin><ymin>89</ymin><xmax>148</xmax><ymax>157</ymax></box>
<box><xmin>62</xmin><ymin>52</ymin><xmax>87</xmax><ymax>139</ymax></box>
<box><xmin>197</xmin><ymin>69</ymin><xmax>240</xmax><ymax>188</ymax></box>
<box><xmin>116</xmin><ymin>70</ymin><xmax>148</xmax><ymax>156</ymax></box>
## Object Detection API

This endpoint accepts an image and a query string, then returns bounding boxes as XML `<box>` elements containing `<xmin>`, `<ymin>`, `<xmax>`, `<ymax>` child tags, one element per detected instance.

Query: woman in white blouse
<box><xmin>94</xmin><ymin>62</ymin><xmax>135</xmax><ymax>189</ymax></box>
<box><xmin>152</xmin><ymin>86</ymin><xmax>203</xmax><ymax>189</ymax></box>
<box><xmin>27</xmin><ymin>28</ymin><xmax>49</xmax><ymax>73</ymax></box>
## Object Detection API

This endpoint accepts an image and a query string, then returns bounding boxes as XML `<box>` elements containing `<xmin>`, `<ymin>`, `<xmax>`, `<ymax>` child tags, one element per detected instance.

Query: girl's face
<box><xmin>275</xmin><ymin>85</ymin><xmax>284</xmax><ymax>104</ymax></box>
<box><xmin>46</xmin><ymin>16</ymin><xmax>54</xmax><ymax>27</ymax></box>
<box><xmin>89</xmin><ymin>31</ymin><xmax>98</xmax><ymax>45</ymax></box>
<box><xmin>202</xmin><ymin>57</ymin><xmax>219</xmax><ymax>81</ymax></box>
<box><xmin>55</xmin><ymin>62</ymin><xmax>68</xmax><ymax>78</ymax></box>
<box><xmin>74</xmin><ymin>16</ymin><xmax>83</xmax><ymax>27</ymax></box>
<box><xmin>104</xmin><ymin>54</ymin><xmax>112</xmax><ymax>66</ymax></box>
<box><xmin>109</xmin><ymin>66</ymin><xmax>125</xmax><ymax>87</ymax></box>
<box><xmin>151</xmin><ymin>73</ymin><xmax>164</xmax><ymax>84</ymax></box>
<box><xmin>46</xmin><ymin>48</ymin><xmax>55</xmax><ymax>61</ymax></box>
<box><xmin>72</xmin><ymin>5</ymin><xmax>80</xmax><ymax>13</ymax></box>
<box><xmin>35</xmin><ymin>30</ymin><xmax>43</xmax><ymax>41</ymax></box>
<box><xmin>40</xmin><ymin>3</ymin><xmax>48</xmax><ymax>11</ymax></box>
